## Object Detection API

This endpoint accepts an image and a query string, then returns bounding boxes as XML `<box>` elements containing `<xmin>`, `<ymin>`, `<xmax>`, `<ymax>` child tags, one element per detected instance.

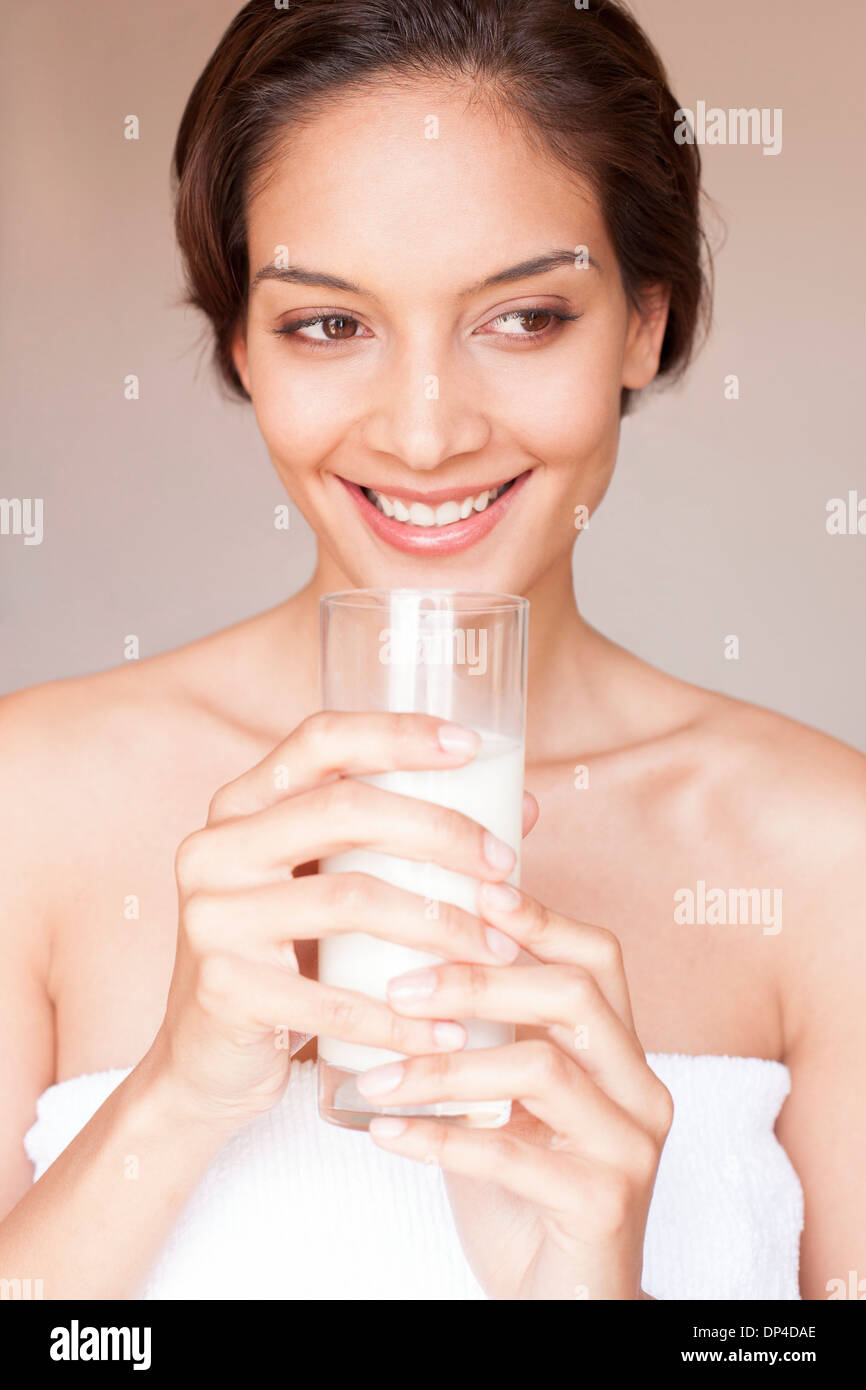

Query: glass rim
<box><xmin>320</xmin><ymin>587</ymin><xmax>529</xmax><ymax>614</ymax></box>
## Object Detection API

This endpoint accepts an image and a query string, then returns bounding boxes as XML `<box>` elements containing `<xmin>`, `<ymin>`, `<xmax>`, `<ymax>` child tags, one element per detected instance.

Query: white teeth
<box><xmin>365</xmin><ymin>480</ymin><xmax>512</xmax><ymax>527</ymax></box>
<box><xmin>436</xmin><ymin>500</ymin><xmax>462</xmax><ymax>525</ymax></box>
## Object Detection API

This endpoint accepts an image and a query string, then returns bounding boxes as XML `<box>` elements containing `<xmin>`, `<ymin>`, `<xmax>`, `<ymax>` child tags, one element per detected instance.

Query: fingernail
<box><xmin>357</xmin><ymin>1061</ymin><xmax>405</xmax><ymax>1097</ymax></box>
<box><xmin>484</xmin><ymin>923</ymin><xmax>520</xmax><ymax>961</ymax></box>
<box><xmin>437</xmin><ymin>723</ymin><xmax>479</xmax><ymax>755</ymax></box>
<box><xmin>483</xmin><ymin>830</ymin><xmax>516</xmax><ymax>873</ymax></box>
<box><xmin>369</xmin><ymin>1116</ymin><xmax>408</xmax><ymax>1137</ymax></box>
<box><xmin>433</xmin><ymin>1020</ymin><xmax>466</xmax><ymax>1050</ymax></box>
<box><xmin>481</xmin><ymin>881</ymin><xmax>522</xmax><ymax>913</ymax></box>
<box><xmin>387</xmin><ymin>968</ymin><xmax>437</xmax><ymax>1001</ymax></box>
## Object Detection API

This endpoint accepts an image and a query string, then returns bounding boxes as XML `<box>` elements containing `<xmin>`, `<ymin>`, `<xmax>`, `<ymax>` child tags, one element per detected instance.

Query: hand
<box><xmin>358</xmin><ymin>884</ymin><xmax>673</xmax><ymax>1300</ymax></box>
<box><xmin>148</xmin><ymin>711</ymin><xmax>526</xmax><ymax>1132</ymax></box>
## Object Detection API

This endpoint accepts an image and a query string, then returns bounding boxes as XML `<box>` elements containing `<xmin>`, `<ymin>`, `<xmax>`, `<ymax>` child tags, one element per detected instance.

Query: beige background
<box><xmin>1</xmin><ymin>0</ymin><xmax>863</xmax><ymax>749</ymax></box>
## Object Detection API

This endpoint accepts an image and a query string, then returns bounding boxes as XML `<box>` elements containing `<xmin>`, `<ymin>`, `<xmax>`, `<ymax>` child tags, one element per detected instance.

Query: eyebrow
<box><xmin>250</xmin><ymin>248</ymin><xmax>598</xmax><ymax>299</ymax></box>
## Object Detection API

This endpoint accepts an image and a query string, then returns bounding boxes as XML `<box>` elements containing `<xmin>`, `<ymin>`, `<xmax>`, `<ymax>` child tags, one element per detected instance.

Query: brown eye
<box><xmin>481</xmin><ymin>307</ymin><xmax>577</xmax><ymax>341</ymax></box>
<box><xmin>322</xmin><ymin>316</ymin><xmax>358</xmax><ymax>339</ymax></box>
<box><xmin>515</xmin><ymin>310</ymin><xmax>553</xmax><ymax>332</ymax></box>
<box><xmin>275</xmin><ymin>313</ymin><xmax>366</xmax><ymax>345</ymax></box>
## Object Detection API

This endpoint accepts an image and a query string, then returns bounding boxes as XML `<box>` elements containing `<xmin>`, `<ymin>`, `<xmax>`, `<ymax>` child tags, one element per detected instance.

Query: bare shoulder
<box><xmin>0</xmin><ymin>612</ymin><xmax>286</xmax><ymax>902</ymax></box>
<box><xmin>669</xmin><ymin>686</ymin><xmax>866</xmax><ymax>1012</ymax></box>
<box><xmin>611</xmin><ymin>637</ymin><xmax>866</xmax><ymax>868</ymax></box>
<box><xmin>633</xmin><ymin>675</ymin><xmax>865</xmax><ymax>1051</ymax></box>
<box><xmin>0</xmin><ymin>654</ymin><xmax>191</xmax><ymax>779</ymax></box>
<box><xmin>692</xmin><ymin>688</ymin><xmax>866</xmax><ymax>865</ymax></box>
<box><xmin>600</xmin><ymin>634</ymin><xmax>866</xmax><ymax>867</ymax></box>
<box><xmin>0</xmin><ymin>643</ymin><xmax>218</xmax><ymax>807</ymax></box>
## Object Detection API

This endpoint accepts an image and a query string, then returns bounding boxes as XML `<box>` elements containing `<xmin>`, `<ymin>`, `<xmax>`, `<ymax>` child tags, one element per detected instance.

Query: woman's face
<box><xmin>233</xmin><ymin>82</ymin><xmax>667</xmax><ymax>594</ymax></box>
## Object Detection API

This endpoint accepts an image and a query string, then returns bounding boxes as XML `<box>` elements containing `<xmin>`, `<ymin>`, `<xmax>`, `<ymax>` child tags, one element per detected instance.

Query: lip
<box><xmin>338</xmin><ymin>470</ymin><xmax>531</xmax><ymax>555</ymax></box>
<box><xmin>352</xmin><ymin>475</ymin><xmax>518</xmax><ymax>506</ymax></box>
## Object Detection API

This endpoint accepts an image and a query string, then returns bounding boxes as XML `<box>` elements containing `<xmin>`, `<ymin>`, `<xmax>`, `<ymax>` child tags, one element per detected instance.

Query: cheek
<box><xmin>247</xmin><ymin>345</ymin><xmax>354</xmax><ymax>477</ymax></box>
<box><xmin>493</xmin><ymin>325</ymin><xmax>622</xmax><ymax>478</ymax></box>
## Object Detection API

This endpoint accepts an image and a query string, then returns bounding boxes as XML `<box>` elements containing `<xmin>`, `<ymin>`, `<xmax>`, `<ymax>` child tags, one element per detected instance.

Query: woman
<box><xmin>1</xmin><ymin>0</ymin><xmax>863</xmax><ymax>1301</ymax></box>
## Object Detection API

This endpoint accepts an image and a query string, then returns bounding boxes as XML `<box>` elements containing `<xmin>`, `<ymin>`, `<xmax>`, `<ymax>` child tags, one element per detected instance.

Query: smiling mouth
<box><xmin>360</xmin><ymin>476</ymin><xmax>519</xmax><ymax>528</ymax></box>
<box><xmin>337</xmin><ymin>468</ymin><xmax>531</xmax><ymax>556</ymax></box>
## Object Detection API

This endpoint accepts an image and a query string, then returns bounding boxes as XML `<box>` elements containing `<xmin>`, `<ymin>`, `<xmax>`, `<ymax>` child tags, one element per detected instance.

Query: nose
<box><xmin>361</xmin><ymin>336</ymin><xmax>491</xmax><ymax>472</ymax></box>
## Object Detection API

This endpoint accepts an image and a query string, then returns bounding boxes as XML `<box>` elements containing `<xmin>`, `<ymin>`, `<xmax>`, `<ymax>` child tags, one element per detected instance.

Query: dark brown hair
<box><xmin>173</xmin><ymin>0</ymin><xmax>713</xmax><ymax>415</ymax></box>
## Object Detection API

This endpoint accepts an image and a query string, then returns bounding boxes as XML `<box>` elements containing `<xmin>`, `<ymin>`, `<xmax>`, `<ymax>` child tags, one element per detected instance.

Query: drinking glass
<box><xmin>316</xmin><ymin>588</ymin><xmax>529</xmax><ymax>1131</ymax></box>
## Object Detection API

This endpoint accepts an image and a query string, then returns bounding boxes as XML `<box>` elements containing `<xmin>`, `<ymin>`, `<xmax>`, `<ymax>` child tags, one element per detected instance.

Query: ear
<box><xmin>230</xmin><ymin>320</ymin><xmax>252</xmax><ymax>397</ymax></box>
<box><xmin>621</xmin><ymin>282</ymin><xmax>671</xmax><ymax>390</ymax></box>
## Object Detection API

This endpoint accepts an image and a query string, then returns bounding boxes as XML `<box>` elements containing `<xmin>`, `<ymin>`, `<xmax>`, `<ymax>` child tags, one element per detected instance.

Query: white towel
<box><xmin>23</xmin><ymin>1053</ymin><xmax>802</xmax><ymax>1299</ymax></box>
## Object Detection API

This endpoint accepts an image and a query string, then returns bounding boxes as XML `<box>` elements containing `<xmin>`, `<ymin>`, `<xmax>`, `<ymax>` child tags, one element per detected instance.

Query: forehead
<box><xmin>245</xmin><ymin>81</ymin><xmax>607</xmax><ymax>297</ymax></box>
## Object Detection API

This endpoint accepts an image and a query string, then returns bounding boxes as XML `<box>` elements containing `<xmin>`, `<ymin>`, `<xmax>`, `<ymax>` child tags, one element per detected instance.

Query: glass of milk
<box><xmin>316</xmin><ymin>589</ymin><xmax>528</xmax><ymax>1131</ymax></box>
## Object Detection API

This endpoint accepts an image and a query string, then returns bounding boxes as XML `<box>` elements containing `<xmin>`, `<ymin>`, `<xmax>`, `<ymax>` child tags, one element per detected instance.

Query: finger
<box><xmin>375</xmin><ymin>969</ymin><xmax>666</xmax><ymax>1149</ymax></box>
<box><xmin>183</xmin><ymin>873</ymin><xmax>522</xmax><ymax>967</ymax></box>
<box><xmin>521</xmin><ymin>790</ymin><xmax>539</xmax><ymax>839</ymax></box>
<box><xmin>384</xmin><ymin>960</ymin><xmax>657</xmax><ymax>1124</ymax></box>
<box><xmin>195</xmin><ymin>953</ymin><xmax>469</xmax><ymax>1059</ymax></box>
<box><xmin>357</xmin><ymin>1041</ymin><xmax>649</xmax><ymax>1166</ymax></box>
<box><xmin>178</xmin><ymin>779</ymin><xmax>518</xmax><ymax>891</ymax></box>
<box><xmin>476</xmin><ymin>883</ymin><xmax>634</xmax><ymax>1030</ymax></box>
<box><xmin>207</xmin><ymin>710</ymin><xmax>481</xmax><ymax>824</ymax></box>
<box><xmin>366</xmin><ymin>1113</ymin><xmax>623</xmax><ymax>1237</ymax></box>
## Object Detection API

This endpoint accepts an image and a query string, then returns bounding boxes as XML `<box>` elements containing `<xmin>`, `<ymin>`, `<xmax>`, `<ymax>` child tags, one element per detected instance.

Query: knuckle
<box><xmin>206</xmin><ymin>785</ymin><xmax>235</xmax><ymax>825</ymax></box>
<box><xmin>565</xmin><ymin>965</ymin><xmax>596</xmax><ymax>1010</ymax></box>
<box><xmin>482</xmin><ymin>1128</ymin><xmax>515</xmax><ymax>1172</ymax></box>
<box><xmin>594</xmin><ymin>927</ymin><xmax>623</xmax><ymax>973</ymax></box>
<box><xmin>292</xmin><ymin>710</ymin><xmax>339</xmax><ymax>771</ymax></box>
<box><xmin>523</xmin><ymin>897</ymin><xmax>553</xmax><ymax>947</ymax></box>
<box><xmin>324</xmin><ymin>776</ymin><xmax>359</xmax><ymax>818</ymax></box>
<box><xmin>431</xmin><ymin>802</ymin><xmax>466</xmax><ymax>849</ymax></box>
<box><xmin>299</xmin><ymin>709</ymin><xmax>335</xmax><ymax>750</ymax></box>
<box><xmin>423</xmin><ymin>1122</ymin><xmax>451</xmax><ymax>1167</ymax></box>
<box><xmin>436</xmin><ymin>901</ymin><xmax>468</xmax><ymax>947</ymax></box>
<box><xmin>465</xmin><ymin>960</ymin><xmax>489</xmax><ymax>999</ymax></box>
<box><xmin>174</xmin><ymin>829</ymin><xmax>208</xmax><ymax>888</ymax></box>
<box><xmin>385</xmin><ymin>710</ymin><xmax>417</xmax><ymax>745</ymax></box>
<box><xmin>408</xmin><ymin>1050</ymin><xmax>453</xmax><ymax>1084</ymax></box>
<box><xmin>421</xmin><ymin>1050</ymin><xmax>453</xmax><ymax>1084</ymax></box>
<box><xmin>651</xmin><ymin>1080</ymin><xmax>675</xmax><ymax>1139</ymax></box>
<box><xmin>420</xmin><ymin>799</ymin><xmax>451</xmax><ymax>839</ymax></box>
<box><xmin>329</xmin><ymin>871</ymin><xmax>368</xmax><ymax>915</ymax></box>
<box><xmin>319</xmin><ymin>991</ymin><xmax>361</xmax><ymax>1033</ymax></box>
<box><xmin>387</xmin><ymin>1011</ymin><xmax>423</xmax><ymax>1055</ymax></box>
<box><xmin>526</xmin><ymin>1038</ymin><xmax>567</xmax><ymax>1088</ymax></box>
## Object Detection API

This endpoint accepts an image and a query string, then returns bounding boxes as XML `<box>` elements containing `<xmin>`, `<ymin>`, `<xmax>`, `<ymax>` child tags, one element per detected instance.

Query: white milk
<box><xmin>318</xmin><ymin>732</ymin><xmax>524</xmax><ymax>1074</ymax></box>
